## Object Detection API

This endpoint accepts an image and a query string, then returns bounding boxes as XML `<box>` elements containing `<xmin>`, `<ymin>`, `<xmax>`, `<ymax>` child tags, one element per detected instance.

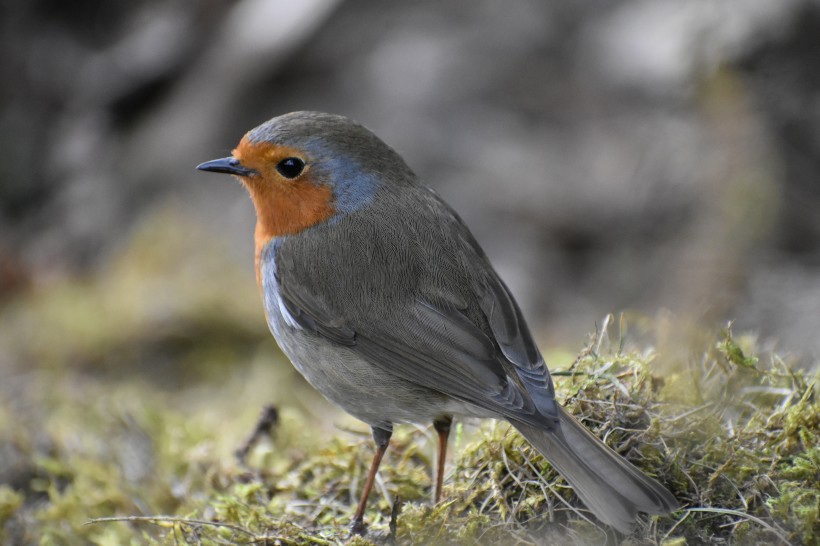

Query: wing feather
<box><xmin>278</xmin><ymin>279</ymin><xmax>554</xmax><ymax>426</ymax></box>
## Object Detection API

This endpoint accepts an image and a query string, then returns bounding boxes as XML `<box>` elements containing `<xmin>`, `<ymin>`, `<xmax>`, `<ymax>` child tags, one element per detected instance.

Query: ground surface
<box><xmin>1</xmin><ymin>277</ymin><xmax>816</xmax><ymax>545</ymax></box>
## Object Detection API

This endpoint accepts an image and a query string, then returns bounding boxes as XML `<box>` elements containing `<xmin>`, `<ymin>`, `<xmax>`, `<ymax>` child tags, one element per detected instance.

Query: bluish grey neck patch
<box><xmin>320</xmin><ymin>155</ymin><xmax>379</xmax><ymax>216</ymax></box>
<box><xmin>296</xmin><ymin>136</ymin><xmax>380</xmax><ymax>216</ymax></box>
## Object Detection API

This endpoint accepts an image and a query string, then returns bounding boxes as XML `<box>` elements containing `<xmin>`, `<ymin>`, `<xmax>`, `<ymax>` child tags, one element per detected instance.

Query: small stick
<box><xmin>235</xmin><ymin>405</ymin><xmax>279</xmax><ymax>465</ymax></box>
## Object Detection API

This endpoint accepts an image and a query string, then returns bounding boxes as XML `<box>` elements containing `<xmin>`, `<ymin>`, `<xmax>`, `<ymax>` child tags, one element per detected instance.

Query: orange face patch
<box><xmin>232</xmin><ymin>137</ymin><xmax>335</xmax><ymax>287</ymax></box>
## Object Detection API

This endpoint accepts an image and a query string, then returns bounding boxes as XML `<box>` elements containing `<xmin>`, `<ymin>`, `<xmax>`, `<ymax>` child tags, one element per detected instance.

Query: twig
<box><xmin>235</xmin><ymin>405</ymin><xmax>279</xmax><ymax>465</ymax></box>
<box><xmin>684</xmin><ymin>507</ymin><xmax>794</xmax><ymax>546</ymax></box>
<box><xmin>85</xmin><ymin>516</ymin><xmax>257</xmax><ymax>538</ymax></box>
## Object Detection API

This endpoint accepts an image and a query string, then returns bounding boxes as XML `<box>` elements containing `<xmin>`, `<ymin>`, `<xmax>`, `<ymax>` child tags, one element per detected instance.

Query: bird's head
<box><xmin>197</xmin><ymin>111</ymin><xmax>415</xmax><ymax>244</ymax></box>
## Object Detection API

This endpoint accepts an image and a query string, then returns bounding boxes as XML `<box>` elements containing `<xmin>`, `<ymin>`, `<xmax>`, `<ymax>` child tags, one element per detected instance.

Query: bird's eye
<box><xmin>276</xmin><ymin>157</ymin><xmax>305</xmax><ymax>179</ymax></box>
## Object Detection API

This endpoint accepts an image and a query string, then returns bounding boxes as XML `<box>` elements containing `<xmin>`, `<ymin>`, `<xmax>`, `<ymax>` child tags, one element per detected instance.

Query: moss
<box><xmin>2</xmin><ymin>321</ymin><xmax>818</xmax><ymax>545</ymax></box>
<box><xmin>0</xmin><ymin>485</ymin><xmax>23</xmax><ymax>532</ymax></box>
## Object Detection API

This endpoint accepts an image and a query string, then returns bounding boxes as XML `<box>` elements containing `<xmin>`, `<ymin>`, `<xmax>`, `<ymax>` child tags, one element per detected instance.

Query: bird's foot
<box><xmin>349</xmin><ymin>517</ymin><xmax>367</xmax><ymax>536</ymax></box>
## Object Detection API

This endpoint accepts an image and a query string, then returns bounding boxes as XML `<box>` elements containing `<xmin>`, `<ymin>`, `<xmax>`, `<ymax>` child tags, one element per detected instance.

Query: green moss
<box><xmin>2</xmin><ymin>321</ymin><xmax>818</xmax><ymax>545</ymax></box>
<box><xmin>716</xmin><ymin>325</ymin><xmax>759</xmax><ymax>369</ymax></box>
<box><xmin>0</xmin><ymin>485</ymin><xmax>23</xmax><ymax>531</ymax></box>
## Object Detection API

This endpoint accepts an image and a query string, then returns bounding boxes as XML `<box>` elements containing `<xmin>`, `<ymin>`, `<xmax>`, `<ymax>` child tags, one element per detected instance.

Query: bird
<box><xmin>196</xmin><ymin>111</ymin><xmax>678</xmax><ymax>534</ymax></box>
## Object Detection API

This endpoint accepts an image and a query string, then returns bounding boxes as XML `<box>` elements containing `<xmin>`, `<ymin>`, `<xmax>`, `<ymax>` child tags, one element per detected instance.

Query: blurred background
<box><xmin>2</xmin><ymin>0</ymin><xmax>820</xmax><ymax>394</ymax></box>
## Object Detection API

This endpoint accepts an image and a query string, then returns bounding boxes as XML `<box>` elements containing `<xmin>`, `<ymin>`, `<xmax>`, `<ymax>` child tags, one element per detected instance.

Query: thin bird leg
<box><xmin>350</xmin><ymin>426</ymin><xmax>392</xmax><ymax>536</ymax></box>
<box><xmin>433</xmin><ymin>415</ymin><xmax>453</xmax><ymax>503</ymax></box>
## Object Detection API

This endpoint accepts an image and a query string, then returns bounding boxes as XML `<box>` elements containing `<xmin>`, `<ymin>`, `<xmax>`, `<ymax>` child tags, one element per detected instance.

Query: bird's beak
<box><xmin>196</xmin><ymin>157</ymin><xmax>257</xmax><ymax>177</ymax></box>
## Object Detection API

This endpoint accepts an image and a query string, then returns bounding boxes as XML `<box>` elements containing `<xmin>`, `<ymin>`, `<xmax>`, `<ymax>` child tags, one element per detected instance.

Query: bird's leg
<box><xmin>433</xmin><ymin>415</ymin><xmax>453</xmax><ymax>503</ymax></box>
<box><xmin>350</xmin><ymin>425</ymin><xmax>392</xmax><ymax>536</ymax></box>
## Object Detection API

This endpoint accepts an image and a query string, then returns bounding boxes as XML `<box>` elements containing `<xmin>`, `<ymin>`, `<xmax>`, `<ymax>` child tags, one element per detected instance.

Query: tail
<box><xmin>513</xmin><ymin>406</ymin><xmax>678</xmax><ymax>533</ymax></box>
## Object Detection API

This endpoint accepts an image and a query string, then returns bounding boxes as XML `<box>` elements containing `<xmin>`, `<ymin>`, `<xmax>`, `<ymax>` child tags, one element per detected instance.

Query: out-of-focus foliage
<box><xmin>2</xmin><ymin>0</ymin><xmax>820</xmax><ymax>355</ymax></box>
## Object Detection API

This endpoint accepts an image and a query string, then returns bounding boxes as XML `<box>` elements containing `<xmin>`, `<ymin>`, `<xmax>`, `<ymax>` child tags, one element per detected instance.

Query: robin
<box><xmin>197</xmin><ymin>111</ymin><xmax>678</xmax><ymax>534</ymax></box>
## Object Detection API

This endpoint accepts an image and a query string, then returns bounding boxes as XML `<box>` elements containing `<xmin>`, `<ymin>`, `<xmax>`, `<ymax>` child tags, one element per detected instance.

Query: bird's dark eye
<box><xmin>276</xmin><ymin>157</ymin><xmax>305</xmax><ymax>179</ymax></box>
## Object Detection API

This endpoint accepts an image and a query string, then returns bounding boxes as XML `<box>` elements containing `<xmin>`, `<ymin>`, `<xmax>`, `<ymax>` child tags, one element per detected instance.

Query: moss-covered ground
<box><xmin>0</xmin><ymin>213</ymin><xmax>817</xmax><ymax>545</ymax></box>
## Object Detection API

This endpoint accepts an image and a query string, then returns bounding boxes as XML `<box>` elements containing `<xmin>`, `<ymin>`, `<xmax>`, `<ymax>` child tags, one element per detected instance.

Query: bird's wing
<box><xmin>475</xmin><ymin>272</ymin><xmax>558</xmax><ymax>419</ymax></box>
<box><xmin>277</xmin><ymin>262</ymin><xmax>558</xmax><ymax>428</ymax></box>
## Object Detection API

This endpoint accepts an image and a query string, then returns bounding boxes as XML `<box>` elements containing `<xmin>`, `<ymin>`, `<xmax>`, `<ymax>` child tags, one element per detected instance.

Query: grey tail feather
<box><xmin>513</xmin><ymin>406</ymin><xmax>678</xmax><ymax>533</ymax></box>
